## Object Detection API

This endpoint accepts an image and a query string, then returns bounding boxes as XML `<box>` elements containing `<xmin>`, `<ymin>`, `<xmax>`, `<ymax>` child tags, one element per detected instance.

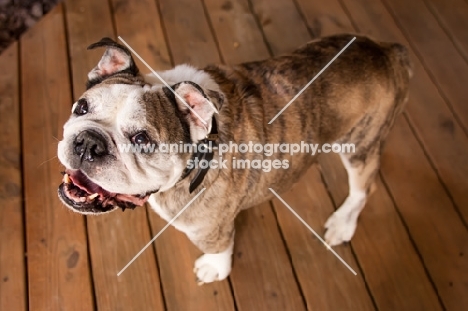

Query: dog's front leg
<box><xmin>187</xmin><ymin>223</ymin><xmax>235</xmax><ymax>285</ymax></box>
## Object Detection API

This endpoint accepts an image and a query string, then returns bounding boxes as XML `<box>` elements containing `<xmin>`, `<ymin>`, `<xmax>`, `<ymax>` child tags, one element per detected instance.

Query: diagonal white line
<box><xmin>268</xmin><ymin>188</ymin><xmax>357</xmax><ymax>275</ymax></box>
<box><xmin>117</xmin><ymin>188</ymin><xmax>206</xmax><ymax>276</ymax></box>
<box><xmin>268</xmin><ymin>37</ymin><xmax>356</xmax><ymax>124</ymax></box>
<box><xmin>118</xmin><ymin>37</ymin><xmax>219</xmax><ymax>126</ymax></box>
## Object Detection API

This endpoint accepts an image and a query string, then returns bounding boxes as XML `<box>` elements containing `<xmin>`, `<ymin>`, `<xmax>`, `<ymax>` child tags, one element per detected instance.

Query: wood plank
<box><xmin>272</xmin><ymin>170</ymin><xmax>375</xmax><ymax>310</ymax></box>
<box><xmin>379</xmin><ymin>0</ymin><xmax>468</xmax><ymax>219</ymax></box>
<box><xmin>63</xmin><ymin>1</ymin><xmax>166</xmax><ymax>310</ymax></box>
<box><xmin>423</xmin><ymin>0</ymin><xmax>468</xmax><ymax>62</ymax></box>
<box><xmin>252</xmin><ymin>0</ymin><xmax>445</xmax><ymax>309</ymax></box>
<box><xmin>230</xmin><ymin>204</ymin><xmax>305</xmax><ymax>310</ymax></box>
<box><xmin>245</xmin><ymin>0</ymin><xmax>311</xmax><ymax>55</ymax></box>
<box><xmin>338</xmin><ymin>0</ymin><xmax>468</xmax><ymax>227</ymax></box>
<box><xmin>111</xmin><ymin>0</ymin><xmax>172</xmax><ymax>71</ymax></box>
<box><xmin>381</xmin><ymin>0</ymin><xmax>468</xmax><ymax>132</ymax></box>
<box><xmin>20</xmin><ymin>5</ymin><xmax>94</xmax><ymax>310</ymax></box>
<box><xmin>378</xmin><ymin>117</ymin><xmax>468</xmax><ymax>310</ymax></box>
<box><xmin>152</xmin><ymin>225</ymin><xmax>236</xmax><ymax>311</ymax></box>
<box><xmin>204</xmin><ymin>0</ymin><xmax>374</xmax><ymax>309</ymax></box>
<box><xmin>0</xmin><ymin>42</ymin><xmax>26</xmax><ymax>311</ymax></box>
<box><xmin>204</xmin><ymin>0</ymin><xmax>270</xmax><ymax>64</ymax></box>
<box><xmin>319</xmin><ymin>143</ymin><xmax>444</xmax><ymax>311</ymax></box>
<box><xmin>295</xmin><ymin>0</ymin><xmax>468</xmax><ymax>309</ymax></box>
<box><xmin>64</xmin><ymin>0</ymin><xmax>114</xmax><ymax>97</ymax></box>
<box><xmin>158</xmin><ymin>0</ymin><xmax>221</xmax><ymax>65</ymax></box>
<box><xmin>285</xmin><ymin>0</ymin><xmax>354</xmax><ymax>41</ymax></box>
<box><xmin>115</xmin><ymin>0</ymin><xmax>235</xmax><ymax>309</ymax></box>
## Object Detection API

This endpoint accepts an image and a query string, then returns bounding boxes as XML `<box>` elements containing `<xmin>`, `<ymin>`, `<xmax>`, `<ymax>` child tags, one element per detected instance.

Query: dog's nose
<box><xmin>73</xmin><ymin>130</ymin><xmax>108</xmax><ymax>162</ymax></box>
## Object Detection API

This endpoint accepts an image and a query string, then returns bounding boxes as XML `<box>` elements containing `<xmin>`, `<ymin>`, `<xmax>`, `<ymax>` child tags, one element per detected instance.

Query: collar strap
<box><xmin>180</xmin><ymin>116</ymin><xmax>219</xmax><ymax>193</ymax></box>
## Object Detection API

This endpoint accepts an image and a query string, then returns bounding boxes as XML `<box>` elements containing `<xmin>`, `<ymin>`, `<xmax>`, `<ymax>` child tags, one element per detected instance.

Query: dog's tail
<box><xmin>387</xmin><ymin>43</ymin><xmax>413</xmax><ymax>79</ymax></box>
<box><xmin>381</xmin><ymin>42</ymin><xmax>413</xmax><ymax>123</ymax></box>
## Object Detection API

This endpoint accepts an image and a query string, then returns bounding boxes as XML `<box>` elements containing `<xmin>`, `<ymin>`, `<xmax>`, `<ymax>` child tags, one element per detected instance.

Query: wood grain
<box><xmin>10</xmin><ymin>0</ymin><xmax>468</xmax><ymax>310</ymax></box>
<box><xmin>247</xmin><ymin>0</ymin><xmax>311</xmax><ymax>55</ymax></box>
<box><xmin>339</xmin><ymin>0</ymin><xmax>468</xmax><ymax>229</ymax></box>
<box><xmin>252</xmin><ymin>0</ymin><xmax>445</xmax><ymax>309</ymax></box>
<box><xmin>20</xmin><ymin>5</ymin><xmax>94</xmax><ymax>310</ymax></box>
<box><xmin>158</xmin><ymin>0</ymin><xmax>221</xmax><ymax>66</ymax></box>
<box><xmin>64</xmin><ymin>0</ymin><xmax>115</xmax><ymax>97</ymax></box>
<box><xmin>320</xmin><ymin>151</ymin><xmax>444</xmax><ymax>311</ymax></box>
<box><xmin>205</xmin><ymin>0</ymin><xmax>372</xmax><ymax>310</ymax></box>
<box><xmin>230</xmin><ymin>203</ymin><xmax>306</xmax><ymax>311</ymax></box>
<box><xmin>381</xmin><ymin>0</ymin><xmax>468</xmax><ymax>132</ymax></box>
<box><xmin>63</xmin><ymin>0</ymin><xmax>166</xmax><ymax>309</ymax></box>
<box><xmin>296</xmin><ymin>0</ymin><xmax>468</xmax><ymax>309</ymax></box>
<box><xmin>0</xmin><ymin>42</ymin><xmax>26</xmax><ymax>311</ymax></box>
<box><xmin>379</xmin><ymin>117</ymin><xmax>468</xmax><ymax>310</ymax></box>
<box><xmin>150</xmin><ymin>221</ymin><xmax>236</xmax><ymax>311</ymax></box>
<box><xmin>204</xmin><ymin>0</ymin><xmax>269</xmax><ymax>64</ymax></box>
<box><xmin>423</xmin><ymin>0</ymin><xmax>468</xmax><ymax>62</ymax></box>
<box><xmin>111</xmin><ymin>0</ymin><xmax>172</xmax><ymax>71</ymax></box>
<box><xmin>273</xmin><ymin>168</ymin><xmax>376</xmax><ymax>310</ymax></box>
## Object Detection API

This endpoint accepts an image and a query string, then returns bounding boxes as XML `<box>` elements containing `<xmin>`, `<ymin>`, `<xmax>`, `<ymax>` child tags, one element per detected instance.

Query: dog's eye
<box><xmin>74</xmin><ymin>98</ymin><xmax>89</xmax><ymax>115</ymax></box>
<box><xmin>131</xmin><ymin>132</ymin><xmax>150</xmax><ymax>145</ymax></box>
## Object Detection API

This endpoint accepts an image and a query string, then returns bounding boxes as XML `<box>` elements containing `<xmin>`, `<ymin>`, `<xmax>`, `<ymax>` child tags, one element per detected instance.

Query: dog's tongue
<box><xmin>68</xmin><ymin>170</ymin><xmax>107</xmax><ymax>195</ymax></box>
<box><xmin>67</xmin><ymin>170</ymin><xmax>149</xmax><ymax>206</ymax></box>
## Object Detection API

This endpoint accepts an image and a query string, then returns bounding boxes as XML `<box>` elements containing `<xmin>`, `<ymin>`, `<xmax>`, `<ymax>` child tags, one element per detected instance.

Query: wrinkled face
<box><xmin>57</xmin><ymin>38</ymin><xmax>220</xmax><ymax>214</ymax></box>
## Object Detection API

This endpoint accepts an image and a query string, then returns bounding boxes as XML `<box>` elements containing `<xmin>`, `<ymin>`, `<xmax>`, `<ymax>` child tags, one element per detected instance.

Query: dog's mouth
<box><xmin>58</xmin><ymin>169</ymin><xmax>151</xmax><ymax>214</ymax></box>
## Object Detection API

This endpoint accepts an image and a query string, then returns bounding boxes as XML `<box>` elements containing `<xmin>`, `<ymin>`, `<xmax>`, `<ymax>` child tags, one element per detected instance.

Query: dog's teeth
<box><xmin>89</xmin><ymin>193</ymin><xmax>99</xmax><ymax>200</ymax></box>
<box><xmin>63</xmin><ymin>173</ymin><xmax>70</xmax><ymax>184</ymax></box>
<box><xmin>79</xmin><ymin>197</ymin><xmax>87</xmax><ymax>202</ymax></box>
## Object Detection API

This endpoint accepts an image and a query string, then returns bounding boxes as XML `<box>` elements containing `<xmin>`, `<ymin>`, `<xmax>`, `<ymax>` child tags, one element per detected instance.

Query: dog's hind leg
<box><xmin>324</xmin><ymin>146</ymin><xmax>380</xmax><ymax>246</ymax></box>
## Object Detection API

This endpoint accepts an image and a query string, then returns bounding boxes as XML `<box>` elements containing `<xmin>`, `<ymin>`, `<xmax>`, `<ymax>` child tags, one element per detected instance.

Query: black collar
<box><xmin>179</xmin><ymin>116</ymin><xmax>219</xmax><ymax>193</ymax></box>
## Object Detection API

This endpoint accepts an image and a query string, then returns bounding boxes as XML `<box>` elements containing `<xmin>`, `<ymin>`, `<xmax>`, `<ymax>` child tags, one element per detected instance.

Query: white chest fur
<box><xmin>147</xmin><ymin>195</ymin><xmax>192</xmax><ymax>234</ymax></box>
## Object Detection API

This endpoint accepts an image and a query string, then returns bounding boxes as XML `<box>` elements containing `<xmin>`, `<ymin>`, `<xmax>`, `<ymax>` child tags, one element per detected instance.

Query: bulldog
<box><xmin>57</xmin><ymin>34</ymin><xmax>411</xmax><ymax>284</ymax></box>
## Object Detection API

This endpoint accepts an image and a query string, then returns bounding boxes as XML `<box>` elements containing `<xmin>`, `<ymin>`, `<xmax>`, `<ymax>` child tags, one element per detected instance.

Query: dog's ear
<box><xmin>172</xmin><ymin>81</ymin><xmax>223</xmax><ymax>141</ymax></box>
<box><xmin>86</xmin><ymin>37</ymin><xmax>139</xmax><ymax>89</ymax></box>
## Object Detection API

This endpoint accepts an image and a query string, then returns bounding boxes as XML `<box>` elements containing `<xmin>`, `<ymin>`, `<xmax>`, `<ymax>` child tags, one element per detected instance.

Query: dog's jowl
<box><xmin>57</xmin><ymin>34</ymin><xmax>411</xmax><ymax>284</ymax></box>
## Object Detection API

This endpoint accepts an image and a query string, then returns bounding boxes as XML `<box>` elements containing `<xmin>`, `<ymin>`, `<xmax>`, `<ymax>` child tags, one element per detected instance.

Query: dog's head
<box><xmin>57</xmin><ymin>38</ymin><xmax>222</xmax><ymax>214</ymax></box>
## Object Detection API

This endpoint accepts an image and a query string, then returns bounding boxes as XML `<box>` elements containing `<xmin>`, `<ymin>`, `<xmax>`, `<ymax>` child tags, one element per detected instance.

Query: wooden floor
<box><xmin>1</xmin><ymin>0</ymin><xmax>468</xmax><ymax>310</ymax></box>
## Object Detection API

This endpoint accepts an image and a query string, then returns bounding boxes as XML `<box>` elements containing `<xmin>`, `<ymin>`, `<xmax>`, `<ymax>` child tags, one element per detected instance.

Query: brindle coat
<box><xmin>153</xmin><ymin>34</ymin><xmax>411</xmax><ymax>253</ymax></box>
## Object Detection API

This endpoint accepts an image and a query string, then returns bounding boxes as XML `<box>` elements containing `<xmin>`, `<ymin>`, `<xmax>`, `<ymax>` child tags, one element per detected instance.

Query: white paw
<box><xmin>194</xmin><ymin>252</ymin><xmax>232</xmax><ymax>285</ymax></box>
<box><xmin>324</xmin><ymin>212</ymin><xmax>357</xmax><ymax>246</ymax></box>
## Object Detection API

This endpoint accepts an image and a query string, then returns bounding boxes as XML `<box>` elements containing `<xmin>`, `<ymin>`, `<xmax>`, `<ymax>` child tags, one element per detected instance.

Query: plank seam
<box><xmin>378</xmin><ymin>169</ymin><xmax>447</xmax><ymax>311</ymax></box>
<box><xmin>335</xmin><ymin>0</ymin><xmax>361</xmax><ymax>35</ymax></box>
<box><xmin>148</xmin><ymin>2</ymin><xmax>181</xmax><ymax>307</ymax></box>
<box><xmin>402</xmin><ymin>112</ymin><xmax>468</xmax><ymax>230</ymax></box>
<box><xmin>268</xmin><ymin>201</ymin><xmax>309</xmax><ymax>310</ymax></box>
<box><xmin>316</xmin><ymin>165</ymin><xmax>379</xmax><ymax>311</ymax></box>
<box><xmin>421</xmin><ymin>0</ymin><xmax>468</xmax><ymax>65</ymax></box>
<box><xmin>106</xmin><ymin>0</ymin><xmax>119</xmax><ymax>39</ymax></box>
<box><xmin>61</xmin><ymin>3</ymin><xmax>98</xmax><ymax>309</ymax></box>
<box><xmin>144</xmin><ymin>208</ymin><xmax>168</xmax><ymax>311</ymax></box>
<box><xmin>17</xmin><ymin>38</ymin><xmax>30</xmax><ymax>311</ymax></box>
<box><xmin>289</xmin><ymin>0</ymin><xmax>319</xmax><ymax>39</ymax></box>
<box><xmin>200</xmin><ymin>0</ymin><xmax>225</xmax><ymax>64</ymax></box>
<box><xmin>153</xmin><ymin>0</ymin><xmax>177</xmax><ymax>66</ymax></box>
<box><xmin>245</xmin><ymin>0</ymin><xmax>275</xmax><ymax>57</ymax></box>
